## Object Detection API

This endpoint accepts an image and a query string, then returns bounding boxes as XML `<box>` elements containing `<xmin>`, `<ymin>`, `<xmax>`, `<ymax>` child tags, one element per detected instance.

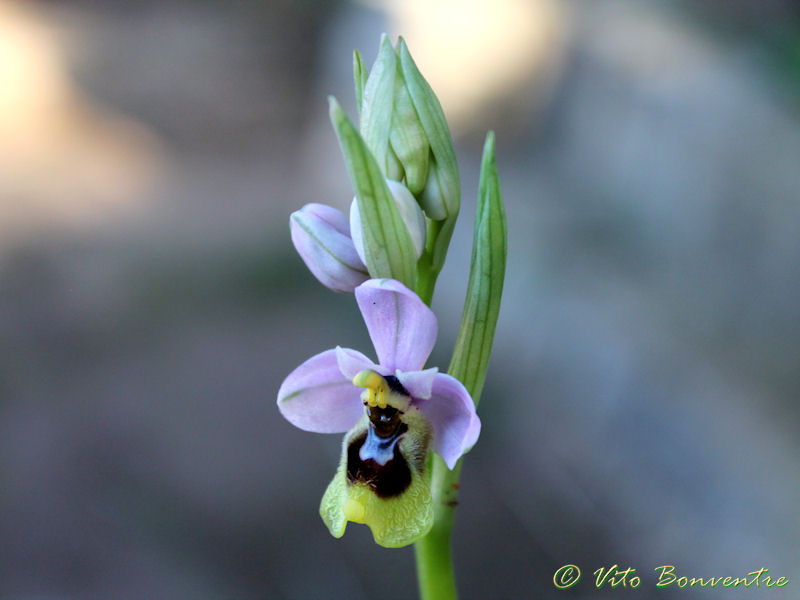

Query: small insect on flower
<box><xmin>277</xmin><ymin>278</ymin><xmax>480</xmax><ymax>547</ymax></box>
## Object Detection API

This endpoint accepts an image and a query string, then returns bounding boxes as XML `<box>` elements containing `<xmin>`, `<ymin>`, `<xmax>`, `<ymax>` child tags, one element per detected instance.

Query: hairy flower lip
<box><xmin>320</xmin><ymin>406</ymin><xmax>434</xmax><ymax>547</ymax></box>
<box><xmin>277</xmin><ymin>278</ymin><xmax>480</xmax><ymax>469</ymax></box>
<box><xmin>358</xmin><ymin>413</ymin><xmax>406</xmax><ymax>466</ymax></box>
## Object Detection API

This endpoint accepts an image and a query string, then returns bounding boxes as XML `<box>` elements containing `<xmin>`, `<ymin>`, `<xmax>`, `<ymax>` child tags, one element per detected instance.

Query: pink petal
<box><xmin>416</xmin><ymin>373</ymin><xmax>480</xmax><ymax>469</ymax></box>
<box><xmin>335</xmin><ymin>346</ymin><xmax>381</xmax><ymax>380</ymax></box>
<box><xmin>277</xmin><ymin>348</ymin><xmax>364</xmax><ymax>433</ymax></box>
<box><xmin>386</xmin><ymin>180</ymin><xmax>426</xmax><ymax>258</ymax></box>
<box><xmin>355</xmin><ymin>279</ymin><xmax>437</xmax><ymax>372</ymax></box>
<box><xmin>290</xmin><ymin>203</ymin><xmax>368</xmax><ymax>292</ymax></box>
<box><xmin>395</xmin><ymin>367</ymin><xmax>438</xmax><ymax>400</ymax></box>
<box><xmin>349</xmin><ymin>198</ymin><xmax>368</xmax><ymax>267</ymax></box>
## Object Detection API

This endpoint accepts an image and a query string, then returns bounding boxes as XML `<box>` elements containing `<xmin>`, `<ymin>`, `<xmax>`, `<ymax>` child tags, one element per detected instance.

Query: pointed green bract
<box><xmin>353</xmin><ymin>49</ymin><xmax>368</xmax><ymax>116</ymax></box>
<box><xmin>398</xmin><ymin>37</ymin><xmax>460</xmax><ymax>220</ymax></box>
<box><xmin>329</xmin><ymin>97</ymin><xmax>418</xmax><ymax>289</ymax></box>
<box><xmin>449</xmin><ymin>131</ymin><xmax>507</xmax><ymax>404</ymax></box>
<box><xmin>360</xmin><ymin>34</ymin><xmax>396</xmax><ymax>173</ymax></box>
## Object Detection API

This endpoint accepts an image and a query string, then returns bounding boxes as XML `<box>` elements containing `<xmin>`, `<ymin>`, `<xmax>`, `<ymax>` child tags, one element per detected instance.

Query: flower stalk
<box><xmin>414</xmin><ymin>132</ymin><xmax>507</xmax><ymax>600</ymax></box>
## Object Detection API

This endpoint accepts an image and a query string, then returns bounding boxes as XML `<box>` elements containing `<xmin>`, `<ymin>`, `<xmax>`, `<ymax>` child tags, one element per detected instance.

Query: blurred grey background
<box><xmin>1</xmin><ymin>0</ymin><xmax>799</xmax><ymax>598</ymax></box>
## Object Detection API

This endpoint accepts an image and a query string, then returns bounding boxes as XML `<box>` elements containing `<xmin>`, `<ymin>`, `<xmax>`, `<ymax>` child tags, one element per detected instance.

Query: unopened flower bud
<box><xmin>350</xmin><ymin>179</ymin><xmax>426</xmax><ymax>265</ymax></box>
<box><xmin>388</xmin><ymin>73</ymin><xmax>430</xmax><ymax>196</ymax></box>
<box><xmin>398</xmin><ymin>37</ymin><xmax>460</xmax><ymax>220</ymax></box>
<box><xmin>290</xmin><ymin>203</ymin><xmax>369</xmax><ymax>292</ymax></box>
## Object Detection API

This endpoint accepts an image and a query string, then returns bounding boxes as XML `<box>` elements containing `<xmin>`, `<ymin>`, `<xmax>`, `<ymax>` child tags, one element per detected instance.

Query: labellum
<box><xmin>320</xmin><ymin>373</ymin><xmax>434</xmax><ymax>548</ymax></box>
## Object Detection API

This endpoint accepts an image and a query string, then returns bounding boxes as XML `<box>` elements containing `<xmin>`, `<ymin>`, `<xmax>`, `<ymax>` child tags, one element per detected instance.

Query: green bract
<box><xmin>329</xmin><ymin>98</ymin><xmax>418</xmax><ymax>290</ymax></box>
<box><xmin>449</xmin><ymin>131</ymin><xmax>507</xmax><ymax>404</ymax></box>
<box><xmin>414</xmin><ymin>132</ymin><xmax>506</xmax><ymax>600</ymax></box>
<box><xmin>353</xmin><ymin>49</ymin><xmax>367</xmax><ymax>117</ymax></box>
<box><xmin>359</xmin><ymin>34</ymin><xmax>396</xmax><ymax>174</ymax></box>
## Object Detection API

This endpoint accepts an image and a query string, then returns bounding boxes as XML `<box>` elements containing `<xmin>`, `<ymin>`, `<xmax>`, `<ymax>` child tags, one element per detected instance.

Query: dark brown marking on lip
<box><xmin>346</xmin><ymin>428</ymin><xmax>412</xmax><ymax>498</ymax></box>
<box><xmin>383</xmin><ymin>375</ymin><xmax>409</xmax><ymax>396</ymax></box>
<box><xmin>367</xmin><ymin>404</ymin><xmax>403</xmax><ymax>438</ymax></box>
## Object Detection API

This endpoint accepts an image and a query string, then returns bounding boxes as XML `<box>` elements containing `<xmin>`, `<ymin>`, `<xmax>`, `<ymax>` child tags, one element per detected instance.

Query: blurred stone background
<box><xmin>1</xmin><ymin>0</ymin><xmax>798</xmax><ymax>598</ymax></box>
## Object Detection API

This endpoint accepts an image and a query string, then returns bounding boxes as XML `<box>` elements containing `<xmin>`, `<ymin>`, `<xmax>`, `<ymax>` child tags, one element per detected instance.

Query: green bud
<box><xmin>418</xmin><ymin>156</ymin><xmax>447</xmax><ymax>221</ymax></box>
<box><xmin>329</xmin><ymin>97</ymin><xmax>418</xmax><ymax>290</ymax></box>
<box><xmin>398</xmin><ymin>37</ymin><xmax>460</xmax><ymax>220</ymax></box>
<box><xmin>388</xmin><ymin>62</ymin><xmax>429</xmax><ymax>196</ymax></box>
<box><xmin>386</xmin><ymin>142</ymin><xmax>405</xmax><ymax>182</ymax></box>
<box><xmin>448</xmin><ymin>132</ymin><xmax>507</xmax><ymax>404</ymax></box>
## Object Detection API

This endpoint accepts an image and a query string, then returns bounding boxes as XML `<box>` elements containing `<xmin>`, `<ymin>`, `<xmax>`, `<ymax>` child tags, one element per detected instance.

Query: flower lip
<box><xmin>349</xmin><ymin>426</ymin><xmax>412</xmax><ymax>497</ymax></box>
<box><xmin>359</xmin><ymin>409</ymin><xmax>407</xmax><ymax>466</ymax></box>
<box><xmin>366</xmin><ymin>404</ymin><xmax>403</xmax><ymax>439</ymax></box>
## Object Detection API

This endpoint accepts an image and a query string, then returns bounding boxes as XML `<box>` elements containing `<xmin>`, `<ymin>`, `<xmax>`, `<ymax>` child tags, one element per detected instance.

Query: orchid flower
<box><xmin>290</xmin><ymin>180</ymin><xmax>426</xmax><ymax>293</ymax></box>
<box><xmin>277</xmin><ymin>278</ymin><xmax>480</xmax><ymax>547</ymax></box>
<box><xmin>279</xmin><ymin>35</ymin><xmax>505</xmax><ymax>596</ymax></box>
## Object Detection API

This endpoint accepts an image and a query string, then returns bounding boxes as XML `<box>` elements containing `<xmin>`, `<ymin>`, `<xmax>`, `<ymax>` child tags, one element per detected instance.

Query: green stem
<box><xmin>414</xmin><ymin>456</ymin><xmax>462</xmax><ymax>600</ymax></box>
<box><xmin>414</xmin><ymin>131</ymin><xmax>506</xmax><ymax>600</ymax></box>
<box><xmin>415</xmin><ymin>263</ymin><xmax>438</xmax><ymax>307</ymax></box>
<box><xmin>415</xmin><ymin>219</ymin><xmax>443</xmax><ymax>306</ymax></box>
<box><xmin>412</xmin><ymin>217</ymin><xmax>453</xmax><ymax>599</ymax></box>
